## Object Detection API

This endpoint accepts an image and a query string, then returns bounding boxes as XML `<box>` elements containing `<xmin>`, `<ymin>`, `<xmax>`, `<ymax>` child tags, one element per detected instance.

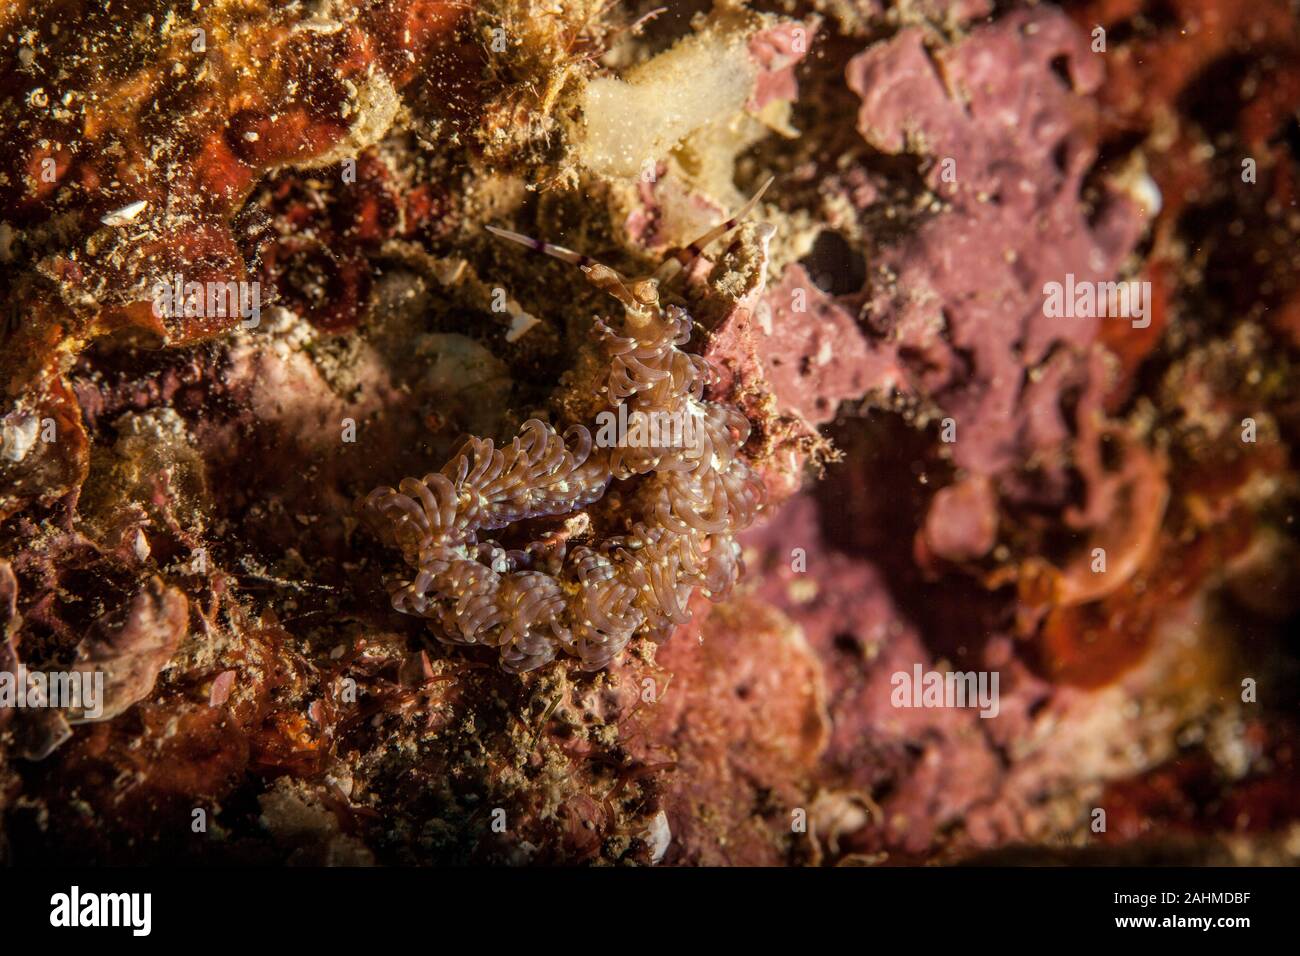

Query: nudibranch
<box><xmin>361</xmin><ymin>180</ymin><xmax>773</xmax><ymax>671</ymax></box>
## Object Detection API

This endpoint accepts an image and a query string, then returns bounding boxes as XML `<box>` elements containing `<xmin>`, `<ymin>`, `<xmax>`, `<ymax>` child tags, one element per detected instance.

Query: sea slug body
<box><xmin>362</xmin><ymin>190</ymin><xmax>770</xmax><ymax>672</ymax></box>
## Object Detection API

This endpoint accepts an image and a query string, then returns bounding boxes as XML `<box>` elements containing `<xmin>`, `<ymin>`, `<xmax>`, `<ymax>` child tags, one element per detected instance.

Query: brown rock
<box><xmin>70</xmin><ymin>577</ymin><xmax>187</xmax><ymax>723</ymax></box>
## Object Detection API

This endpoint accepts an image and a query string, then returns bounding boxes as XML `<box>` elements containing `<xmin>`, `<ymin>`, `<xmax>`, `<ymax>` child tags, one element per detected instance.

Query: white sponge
<box><xmin>580</xmin><ymin>30</ymin><xmax>756</xmax><ymax>179</ymax></box>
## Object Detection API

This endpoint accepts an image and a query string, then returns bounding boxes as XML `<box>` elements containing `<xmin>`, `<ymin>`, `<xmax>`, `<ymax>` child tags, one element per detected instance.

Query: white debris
<box><xmin>641</xmin><ymin>810</ymin><xmax>672</xmax><ymax>865</ymax></box>
<box><xmin>1108</xmin><ymin>155</ymin><xmax>1163</xmax><ymax>220</ymax></box>
<box><xmin>1130</xmin><ymin>170</ymin><xmax>1163</xmax><ymax>218</ymax></box>
<box><xmin>0</xmin><ymin>411</ymin><xmax>39</xmax><ymax>463</ymax></box>
<box><xmin>295</xmin><ymin>17</ymin><xmax>344</xmax><ymax>35</ymax></box>
<box><xmin>100</xmin><ymin>200</ymin><xmax>147</xmax><ymax>226</ymax></box>
<box><xmin>505</xmin><ymin>311</ymin><xmax>541</xmax><ymax>343</ymax></box>
<box><xmin>132</xmin><ymin>529</ymin><xmax>152</xmax><ymax>562</ymax></box>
